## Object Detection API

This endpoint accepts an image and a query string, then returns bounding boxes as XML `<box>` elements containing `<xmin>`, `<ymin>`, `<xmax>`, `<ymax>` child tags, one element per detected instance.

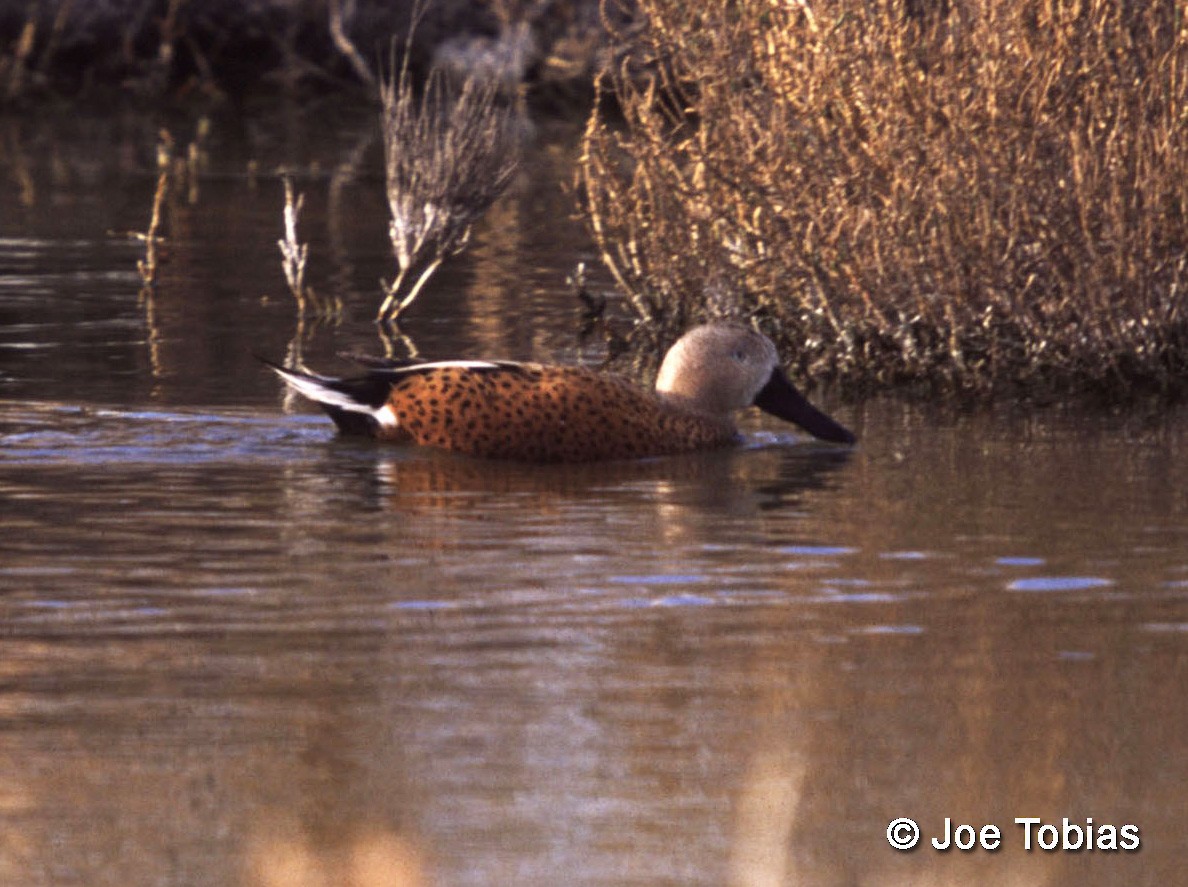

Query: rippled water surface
<box><xmin>1</xmin><ymin>109</ymin><xmax>1186</xmax><ymax>886</ymax></box>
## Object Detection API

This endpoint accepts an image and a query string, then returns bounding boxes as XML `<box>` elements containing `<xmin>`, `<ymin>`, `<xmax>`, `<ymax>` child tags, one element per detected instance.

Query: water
<box><xmin>1</xmin><ymin>107</ymin><xmax>1186</xmax><ymax>886</ymax></box>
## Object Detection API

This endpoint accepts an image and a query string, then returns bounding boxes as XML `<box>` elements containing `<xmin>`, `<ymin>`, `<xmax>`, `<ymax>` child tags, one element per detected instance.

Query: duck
<box><xmin>263</xmin><ymin>323</ymin><xmax>855</xmax><ymax>462</ymax></box>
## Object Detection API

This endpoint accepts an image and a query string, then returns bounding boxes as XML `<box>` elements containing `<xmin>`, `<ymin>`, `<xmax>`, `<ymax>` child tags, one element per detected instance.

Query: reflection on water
<box><xmin>1</xmin><ymin>109</ymin><xmax>1187</xmax><ymax>886</ymax></box>
<box><xmin>244</xmin><ymin>826</ymin><xmax>429</xmax><ymax>887</ymax></box>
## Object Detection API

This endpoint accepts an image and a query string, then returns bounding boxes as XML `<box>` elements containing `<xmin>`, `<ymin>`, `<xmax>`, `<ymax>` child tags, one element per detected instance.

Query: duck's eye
<box><xmin>732</xmin><ymin>349</ymin><xmax>748</xmax><ymax>363</ymax></box>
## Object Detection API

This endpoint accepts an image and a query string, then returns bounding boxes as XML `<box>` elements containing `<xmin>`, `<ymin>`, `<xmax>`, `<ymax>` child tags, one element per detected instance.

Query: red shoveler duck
<box><xmin>264</xmin><ymin>323</ymin><xmax>855</xmax><ymax>462</ymax></box>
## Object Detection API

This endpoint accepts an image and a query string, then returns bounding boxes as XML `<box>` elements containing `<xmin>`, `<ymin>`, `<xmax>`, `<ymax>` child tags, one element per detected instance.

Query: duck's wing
<box><xmin>260</xmin><ymin>356</ymin><xmax>535</xmax><ymax>439</ymax></box>
<box><xmin>380</xmin><ymin>364</ymin><xmax>735</xmax><ymax>461</ymax></box>
<box><xmin>336</xmin><ymin>351</ymin><xmax>419</xmax><ymax>370</ymax></box>
<box><xmin>264</xmin><ymin>358</ymin><xmax>736</xmax><ymax>461</ymax></box>
<box><xmin>337</xmin><ymin>352</ymin><xmax>525</xmax><ymax>372</ymax></box>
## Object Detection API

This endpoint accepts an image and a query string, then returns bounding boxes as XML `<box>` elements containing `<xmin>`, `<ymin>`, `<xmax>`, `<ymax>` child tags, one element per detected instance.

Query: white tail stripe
<box><xmin>271</xmin><ymin>367</ymin><xmax>377</xmax><ymax>415</ymax></box>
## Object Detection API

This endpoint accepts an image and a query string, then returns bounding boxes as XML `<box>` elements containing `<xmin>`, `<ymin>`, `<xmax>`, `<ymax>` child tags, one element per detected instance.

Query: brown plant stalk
<box><xmin>378</xmin><ymin>38</ymin><xmax>520</xmax><ymax>323</ymax></box>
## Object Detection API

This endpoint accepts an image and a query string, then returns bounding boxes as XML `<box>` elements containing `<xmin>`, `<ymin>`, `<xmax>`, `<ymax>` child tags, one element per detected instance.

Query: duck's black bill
<box><xmin>753</xmin><ymin>368</ymin><xmax>856</xmax><ymax>445</ymax></box>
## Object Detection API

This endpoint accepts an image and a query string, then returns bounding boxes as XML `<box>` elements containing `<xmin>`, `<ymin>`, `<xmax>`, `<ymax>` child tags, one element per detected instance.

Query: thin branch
<box><xmin>328</xmin><ymin>0</ymin><xmax>377</xmax><ymax>90</ymax></box>
<box><xmin>278</xmin><ymin>175</ymin><xmax>309</xmax><ymax>306</ymax></box>
<box><xmin>136</xmin><ymin>135</ymin><xmax>172</xmax><ymax>285</ymax></box>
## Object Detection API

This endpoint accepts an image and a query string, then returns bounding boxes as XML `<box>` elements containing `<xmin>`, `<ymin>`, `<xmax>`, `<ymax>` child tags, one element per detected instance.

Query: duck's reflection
<box><xmin>358</xmin><ymin>438</ymin><xmax>854</xmax><ymax>515</ymax></box>
<box><xmin>244</xmin><ymin>823</ymin><xmax>428</xmax><ymax>887</ymax></box>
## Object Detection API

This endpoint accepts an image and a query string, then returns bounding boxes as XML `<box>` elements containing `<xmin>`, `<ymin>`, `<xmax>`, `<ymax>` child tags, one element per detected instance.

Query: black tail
<box><xmin>257</xmin><ymin>356</ymin><xmax>396</xmax><ymax>436</ymax></box>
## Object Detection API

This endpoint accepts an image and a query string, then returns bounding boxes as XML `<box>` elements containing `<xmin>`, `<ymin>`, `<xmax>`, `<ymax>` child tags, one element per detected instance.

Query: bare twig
<box><xmin>276</xmin><ymin>175</ymin><xmax>343</xmax><ymax>340</ymax></box>
<box><xmin>136</xmin><ymin>134</ymin><xmax>172</xmax><ymax>286</ymax></box>
<box><xmin>278</xmin><ymin>176</ymin><xmax>310</xmax><ymax>306</ymax></box>
<box><xmin>328</xmin><ymin>0</ymin><xmax>377</xmax><ymax>90</ymax></box>
<box><xmin>4</xmin><ymin>14</ymin><xmax>36</xmax><ymax>101</ymax></box>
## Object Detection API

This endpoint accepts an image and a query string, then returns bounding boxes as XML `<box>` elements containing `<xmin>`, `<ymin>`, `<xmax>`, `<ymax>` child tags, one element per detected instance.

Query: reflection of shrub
<box><xmin>580</xmin><ymin>0</ymin><xmax>1188</xmax><ymax>395</ymax></box>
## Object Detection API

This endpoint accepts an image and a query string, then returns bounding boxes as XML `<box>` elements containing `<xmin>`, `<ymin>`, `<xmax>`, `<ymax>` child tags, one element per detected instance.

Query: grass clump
<box><xmin>378</xmin><ymin>48</ymin><xmax>520</xmax><ymax>323</ymax></box>
<box><xmin>579</xmin><ymin>0</ymin><xmax>1188</xmax><ymax>397</ymax></box>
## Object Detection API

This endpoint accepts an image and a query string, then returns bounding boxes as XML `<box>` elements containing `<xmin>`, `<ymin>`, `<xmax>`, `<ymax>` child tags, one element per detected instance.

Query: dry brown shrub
<box><xmin>379</xmin><ymin>57</ymin><xmax>520</xmax><ymax>322</ymax></box>
<box><xmin>579</xmin><ymin>0</ymin><xmax>1188</xmax><ymax>396</ymax></box>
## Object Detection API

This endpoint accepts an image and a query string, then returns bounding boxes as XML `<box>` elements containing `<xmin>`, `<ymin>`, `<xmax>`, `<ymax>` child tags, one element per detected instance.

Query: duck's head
<box><xmin>655</xmin><ymin>323</ymin><xmax>856</xmax><ymax>444</ymax></box>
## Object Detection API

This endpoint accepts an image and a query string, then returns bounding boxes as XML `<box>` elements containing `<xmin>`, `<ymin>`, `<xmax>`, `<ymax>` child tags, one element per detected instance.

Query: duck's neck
<box><xmin>656</xmin><ymin>389</ymin><xmax>698</xmax><ymax>411</ymax></box>
<box><xmin>656</xmin><ymin>390</ymin><xmax>733</xmax><ymax>425</ymax></box>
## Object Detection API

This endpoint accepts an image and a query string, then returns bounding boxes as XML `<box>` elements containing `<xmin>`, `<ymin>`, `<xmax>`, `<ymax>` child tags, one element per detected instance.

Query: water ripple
<box><xmin>1007</xmin><ymin>576</ymin><xmax>1114</xmax><ymax>593</ymax></box>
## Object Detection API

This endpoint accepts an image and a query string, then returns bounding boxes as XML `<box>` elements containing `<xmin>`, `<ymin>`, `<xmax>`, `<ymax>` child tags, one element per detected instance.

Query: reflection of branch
<box><xmin>138</xmin><ymin>281</ymin><xmax>163</xmax><ymax>389</ymax></box>
<box><xmin>280</xmin><ymin>330</ymin><xmax>306</xmax><ymax>413</ymax></box>
<box><xmin>2</xmin><ymin>120</ymin><xmax>36</xmax><ymax>206</ymax></box>
<box><xmin>245</xmin><ymin>823</ymin><xmax>429</xmax><ymax>887</ymax></box>
<box><xmin>185</xmin><ymin>119</ymin><xmax>209</xmax><ymax>204</ymax></box>
<box><xmin>377</xmin><ymin>320</ymin><xmax>421</xmax><ymax>360</ymax></box>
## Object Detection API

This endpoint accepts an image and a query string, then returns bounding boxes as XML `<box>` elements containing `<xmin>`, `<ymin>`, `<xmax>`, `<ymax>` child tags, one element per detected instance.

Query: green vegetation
<box><xmin>580</xmin><ymin>0</ymin><xmax>1188</xmax><ymax>396</ymax></box>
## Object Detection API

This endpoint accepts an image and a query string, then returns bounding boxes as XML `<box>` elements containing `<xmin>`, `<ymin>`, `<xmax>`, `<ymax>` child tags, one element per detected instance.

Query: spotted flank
<box><xmin>263</xmin><ymin>323</ymin><xmax>856</xmax><ymax>462</ymax></box>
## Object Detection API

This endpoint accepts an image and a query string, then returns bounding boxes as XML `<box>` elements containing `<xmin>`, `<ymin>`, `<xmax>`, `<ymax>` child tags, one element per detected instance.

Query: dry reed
<box><xmin>579</xmin><ymin>0</ymin><xmax>1188</xmax><ymax>397</ymax></box>
<box><xmin>278</xmin><ymin>176</ymin><xmax>310</xmax><ymax>305</ymax></box>
<box><xmin>136</xmin><ymin>135</ymin><xmax>172</xmax><ymax>286</ymax></box>
<box><xmin>378</xmin><ymin>49</ymin><xmax>520</xmax><ymax>322</ymax></box>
